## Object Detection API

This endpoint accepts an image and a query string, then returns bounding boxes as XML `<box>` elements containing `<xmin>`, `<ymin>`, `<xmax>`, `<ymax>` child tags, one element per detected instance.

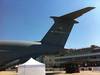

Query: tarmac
<box><xmin>0</xmin><ymin>71</ymin><xmax>16</xmax><ymax>75</ymax></box>
<box><xmin>0</xmin><ymin>71</ymin><xmax>100</xmax><ymax>75</ymax></box>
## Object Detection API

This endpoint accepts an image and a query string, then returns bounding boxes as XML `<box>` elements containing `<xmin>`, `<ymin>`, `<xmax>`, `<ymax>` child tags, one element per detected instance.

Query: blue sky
<box><xmin>0</xmin><ymin>0</ymin><xmax>100</xmax><ymax>48</ymax></box>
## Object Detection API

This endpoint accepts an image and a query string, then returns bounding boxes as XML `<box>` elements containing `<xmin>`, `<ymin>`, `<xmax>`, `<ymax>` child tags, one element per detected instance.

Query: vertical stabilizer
<box><xmin>41</xmin><ymin>7</ymin><xmax>95</xmax><ymax>47</ymax></box>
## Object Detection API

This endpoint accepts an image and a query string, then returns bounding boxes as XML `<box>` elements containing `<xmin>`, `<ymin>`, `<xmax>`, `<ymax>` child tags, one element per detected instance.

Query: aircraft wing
<box><xmin>0</xmin><ymin>41</ymin><xmax>35</xmax><ymax>70</ymax></box>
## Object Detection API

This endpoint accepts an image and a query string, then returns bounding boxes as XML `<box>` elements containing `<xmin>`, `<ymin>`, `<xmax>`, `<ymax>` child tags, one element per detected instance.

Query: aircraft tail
<box><xmin>41</xmin><ymin>7</ymin><xmax>95</xmax><ymax>47</ymax></box>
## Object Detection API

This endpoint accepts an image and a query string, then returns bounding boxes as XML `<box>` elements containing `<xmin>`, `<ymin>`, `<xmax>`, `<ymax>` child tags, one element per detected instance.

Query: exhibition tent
<box><xmin>18</xmin><ymin>58</ymin><xmax>45</xmax><ymax>75</ymax></box>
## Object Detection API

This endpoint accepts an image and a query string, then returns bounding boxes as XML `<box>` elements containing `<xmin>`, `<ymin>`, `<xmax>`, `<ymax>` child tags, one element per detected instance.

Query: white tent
<box><xmin>18</xmin><ymin>58</ymin><xmax>45</xmax><ymax>75</ymax></box>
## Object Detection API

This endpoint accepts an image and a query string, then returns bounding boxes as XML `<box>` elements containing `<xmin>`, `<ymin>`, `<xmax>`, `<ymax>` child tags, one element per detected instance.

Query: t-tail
<box><xmin>41</xmin><ymin>7</ymin><xmax>95</xmax><ymax>47</ymax></box>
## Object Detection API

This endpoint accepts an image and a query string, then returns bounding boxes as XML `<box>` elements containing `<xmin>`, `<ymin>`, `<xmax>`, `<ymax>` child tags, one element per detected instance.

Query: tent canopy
<box><xmin>19</xmin><ymin>58</ymin><xmax>45</xmax><ymax>66</ymax></box>
<box><xmin>18</xmin><ymin>58</ymin><xmax>45</xmax><ymax>75</ymax></box>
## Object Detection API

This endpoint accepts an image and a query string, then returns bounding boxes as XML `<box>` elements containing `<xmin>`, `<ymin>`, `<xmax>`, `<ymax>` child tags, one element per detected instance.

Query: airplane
<box><xmin>0</xmin><ymin>7</ymin><xmax>94</xmax><ymax>71</ymax></box>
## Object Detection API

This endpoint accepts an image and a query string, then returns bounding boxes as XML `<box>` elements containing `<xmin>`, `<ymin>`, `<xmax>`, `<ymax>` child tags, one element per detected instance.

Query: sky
<box><xmin>0</xmin><ymin>0</ymin><xmax>100</xmax><ymax>48</ymax></box>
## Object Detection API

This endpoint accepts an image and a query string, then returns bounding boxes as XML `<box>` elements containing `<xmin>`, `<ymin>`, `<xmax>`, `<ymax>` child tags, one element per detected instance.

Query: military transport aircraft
<box><xmin>0</xmin><ymin>7</ymin><xmax>94</xmax><ymax>70</ymax></box>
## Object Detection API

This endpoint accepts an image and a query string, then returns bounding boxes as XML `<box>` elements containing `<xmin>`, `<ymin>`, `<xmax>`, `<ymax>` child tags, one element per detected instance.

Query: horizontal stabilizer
<box><xmin>61</xmin><ymin>7</ymin><xmax>95</xmax><ymax>19</ymax></box>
